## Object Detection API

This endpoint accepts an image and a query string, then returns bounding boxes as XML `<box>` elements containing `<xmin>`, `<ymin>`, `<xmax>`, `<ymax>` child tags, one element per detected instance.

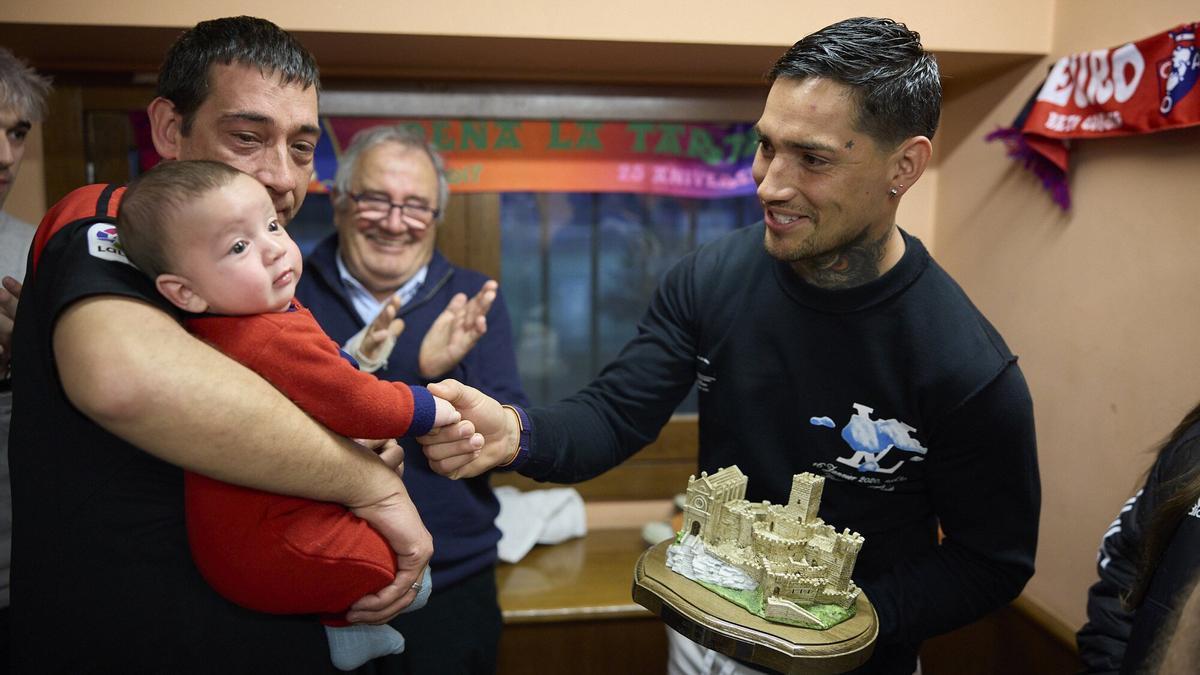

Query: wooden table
<box><xmin>496</xmin><ymin>528</ymin><xmax>668</xmax><ymax>674</ymax></box>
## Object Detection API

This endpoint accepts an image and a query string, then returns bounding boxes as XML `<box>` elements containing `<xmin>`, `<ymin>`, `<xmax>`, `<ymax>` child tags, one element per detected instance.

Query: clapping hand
<box><xmin>360</xmin><ymin>295</ymin><xmax>405</xmax><ymax>365</ymax></box>
<box><xmin>418</xmin><ymin>280</ymin><xmax>497</xmax><ymax>378</ymax></box>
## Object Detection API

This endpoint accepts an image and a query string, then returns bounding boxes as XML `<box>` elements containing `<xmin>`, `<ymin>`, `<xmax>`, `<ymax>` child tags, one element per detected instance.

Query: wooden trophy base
<box><xmin>632</xmin><ymin>540</ymin><xmax>877</xmax><ymax>674</ymax></box>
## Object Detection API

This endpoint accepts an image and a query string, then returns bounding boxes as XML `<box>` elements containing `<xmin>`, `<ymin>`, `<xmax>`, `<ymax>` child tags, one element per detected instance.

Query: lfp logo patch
<box><xmin>87</xmin><ymin>223</ymin><xmax>133</xmax><ymax>266</ymax></box>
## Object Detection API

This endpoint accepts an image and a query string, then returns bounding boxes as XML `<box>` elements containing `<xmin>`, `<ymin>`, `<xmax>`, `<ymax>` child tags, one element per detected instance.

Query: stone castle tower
<box><xmin>682</xmin><ymin>465</ymin><xmax>747</xmax><ymax>542</ymax></box>
<box><xmin>786</xmin><ymin>472</ymin><xmax>823</xmax><ymax>523</ymax></box>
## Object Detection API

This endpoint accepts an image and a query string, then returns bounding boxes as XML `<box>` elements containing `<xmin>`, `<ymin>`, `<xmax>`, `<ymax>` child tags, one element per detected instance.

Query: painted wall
<box><xmin>934</xmin><ymin>0</ymin><xmax>1200</xmax><ymax>629</ymax></box>
<box><xmin>3</xmin><ymin>1</ymin><xmax>975</xmax><ymax>252</ymax></box>
<box><xmin>3</xmin><ymin>1</ymin><xmax>1052</xmax><ymax>53</ymax></box>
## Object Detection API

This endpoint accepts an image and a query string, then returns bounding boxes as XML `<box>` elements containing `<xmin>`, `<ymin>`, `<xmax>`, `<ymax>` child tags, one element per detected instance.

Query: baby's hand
<box><xmin>427</xmin><ymin>395</ymin><xmax>481</xmax><ymax>468</ymax></box>
<box><xmin>433</xmin><ymin>394</ymin><xmax>463</xmax><ymax>428</ymax></box>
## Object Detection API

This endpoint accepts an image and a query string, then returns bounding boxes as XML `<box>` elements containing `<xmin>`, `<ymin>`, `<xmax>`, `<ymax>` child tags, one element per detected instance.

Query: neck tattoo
<box><xmin>796</xmin><ymin>233</ymin><xmax>889</xmax><ymax>290</ymax></box>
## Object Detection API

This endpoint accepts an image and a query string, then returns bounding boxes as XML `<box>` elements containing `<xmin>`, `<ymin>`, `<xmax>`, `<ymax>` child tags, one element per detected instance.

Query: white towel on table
<box><xmin>493</xmin><ymin>485</ymin><xmax>587</xmax><ymax>563</ymax></box>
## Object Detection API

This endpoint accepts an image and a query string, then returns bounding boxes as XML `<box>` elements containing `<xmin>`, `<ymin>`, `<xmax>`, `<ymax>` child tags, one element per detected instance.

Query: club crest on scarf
<box><xmin>1160</xmin><ymin>27</ymin><xmax>1199</xmax><ymax>114</ymax></box>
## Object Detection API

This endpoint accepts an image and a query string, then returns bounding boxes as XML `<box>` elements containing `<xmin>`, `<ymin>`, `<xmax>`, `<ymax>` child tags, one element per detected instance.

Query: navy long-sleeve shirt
<box><xmin>512</xmin><ymin>225</ymin><xmax>1040</xmax><ymax>674</ymax></box>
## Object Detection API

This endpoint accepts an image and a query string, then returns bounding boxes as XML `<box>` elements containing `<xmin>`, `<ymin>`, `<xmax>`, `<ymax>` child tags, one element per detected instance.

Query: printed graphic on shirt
<box><xmin>695</xmin><ymin>355</ymin><xmax>716</xmax><ymax>392</ymax></box>
<box><xmin>1189</xmin><ymin>495</ymin><xmax>1200</xmax><ymax>519</ymax></box>
<box><xmin>1099</xmin><ymin>490</ymin><xmax>1141</xmax><ymax>570</ymax></box>
<box><xmin>810</xmin><ymin>403</ymin><xmax>927</xmax><ymax>479</ymax></box>
<box><xmin>87</xmin><ymin>223</ymin><xmax>133</xmax><ymax>266</ymax></box>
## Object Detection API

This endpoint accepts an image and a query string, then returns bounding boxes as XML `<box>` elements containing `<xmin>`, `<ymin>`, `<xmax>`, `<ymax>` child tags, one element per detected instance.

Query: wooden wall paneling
<box><xmin>42</xmin><ymin>83</ymin><xmax>153</xmax><ymax>205</ymax></box>
<box><xmin>79</xmin><ymin>85</ymin><xmax>154</xmax><ymax>112</ymax></box>
<box><xmin>437</xmin><ymin>192</ymin><xmax>469</xmax><ymax>270</ymax></box>
<box><xmin>439</xmin><ymin>192</ymin><xmax>501</xmax><ymax>281</ymax></box>
<box><xmin>498</xmin><ymin>618</ymin><xmax>667</xmax><ymax>674</ymax></box>
<box><xmin>86</xmin><ymin>111</ymin><xmax>135</xmax><ymax>186</ymax></box>
<box><xmin>464</xmin><ymin>192</ymin><xmax>501</xmax><ymax>281</ymax></box>
<box><xmin>42</xmin><ymin>84</ymin><xmax>86</xmax><ymax>206</ymax></box>
<box><xmin>492</xmin><ymin>415</ymin><xmax>699</xmax><ymax>501</ymax></box>
<box><xmin>919</xmin><ymin>597</ymin><xmax>1082</xmax><ymax>674</ymax></box>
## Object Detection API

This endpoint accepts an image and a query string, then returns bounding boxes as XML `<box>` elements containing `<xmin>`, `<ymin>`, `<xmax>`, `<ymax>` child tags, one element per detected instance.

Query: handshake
<box><xmin>422</xmin><ymin>379</ymin><xmax>522</xmax><ymax>480</ymax></box>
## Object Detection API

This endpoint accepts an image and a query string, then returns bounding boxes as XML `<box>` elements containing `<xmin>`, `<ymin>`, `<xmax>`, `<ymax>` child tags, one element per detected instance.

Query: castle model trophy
<box><xmin>632</xmin><ymin>466</ymin><xmax>878</xmax><ymax>674</ymax></box>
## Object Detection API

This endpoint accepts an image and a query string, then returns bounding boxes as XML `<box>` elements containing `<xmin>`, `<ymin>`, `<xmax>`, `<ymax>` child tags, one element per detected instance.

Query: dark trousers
<box><xmin>358</xmin><ymin>567</ymin><xmax>502</xmax><ymax>675</ymax></box>
<box><xmin>1</xmin><ymin>604</ymin><xmax>8</xmax><ymax>672</ymax></box>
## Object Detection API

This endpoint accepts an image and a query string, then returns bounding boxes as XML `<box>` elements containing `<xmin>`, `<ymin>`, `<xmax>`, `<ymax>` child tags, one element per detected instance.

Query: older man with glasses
<box><xmin>296</xmin><ymin>124</ymin><xmax>528</xmax><ymax>675</ymax></box>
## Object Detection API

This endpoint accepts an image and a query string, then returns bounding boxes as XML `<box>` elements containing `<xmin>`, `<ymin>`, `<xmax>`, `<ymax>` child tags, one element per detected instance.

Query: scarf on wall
<box><xmin>987</xmin><ymin>22</ymin><xmax>1200</xmax><ymax>210</ymax></box>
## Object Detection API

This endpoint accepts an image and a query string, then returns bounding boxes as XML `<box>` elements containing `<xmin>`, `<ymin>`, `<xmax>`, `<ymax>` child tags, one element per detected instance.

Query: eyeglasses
<box><xmin>349</xmin><ymin>193</ymin><xmax>440</xmax><ymax>229</ymax></box>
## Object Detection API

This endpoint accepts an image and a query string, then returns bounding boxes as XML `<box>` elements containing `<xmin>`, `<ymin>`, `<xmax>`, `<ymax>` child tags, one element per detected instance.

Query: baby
<box><xmin>115</xmin><ymin>159</ymin><xmax>463</xmax><ymax>670</ymax></box>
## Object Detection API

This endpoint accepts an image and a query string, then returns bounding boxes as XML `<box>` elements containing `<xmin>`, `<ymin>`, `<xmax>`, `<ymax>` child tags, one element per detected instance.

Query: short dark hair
<box><xmin>768</xmin><ymin>17</ymin><xmax>941</xmax><ymax>147</ymax></box>
<box><xmin>117</xmin><ymin>160</ymin><xmax>244</xmax><ymax>278</ymax></box>
<box><xmin>157</xmin><ymin>16</ymin><xmax>320</xmax><ymax>135</ymax></box>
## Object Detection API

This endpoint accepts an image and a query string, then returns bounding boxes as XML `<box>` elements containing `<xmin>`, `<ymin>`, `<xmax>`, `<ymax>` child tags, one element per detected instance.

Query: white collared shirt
<box><xmin>335</xmin><ymin>251</ymin><xmax>428</xmax><ymax>324</ymax></box>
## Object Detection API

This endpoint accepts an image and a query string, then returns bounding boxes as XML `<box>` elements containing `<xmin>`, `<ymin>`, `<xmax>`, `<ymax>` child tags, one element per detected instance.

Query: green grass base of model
<box><xmin>695</xmin><ymin>580</ymin><xmax>856</xmax><ymax>630</ymax></box>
